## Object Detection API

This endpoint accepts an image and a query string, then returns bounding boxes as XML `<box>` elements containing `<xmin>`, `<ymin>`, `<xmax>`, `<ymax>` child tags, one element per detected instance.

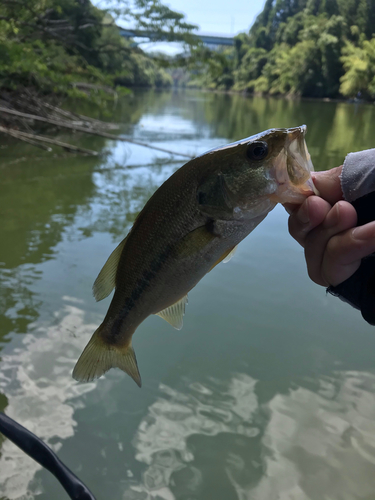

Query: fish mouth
<box><xmin>270</xmin><ymin>125</ymin><xmax>318</xmax><ymax>204</ymax></box>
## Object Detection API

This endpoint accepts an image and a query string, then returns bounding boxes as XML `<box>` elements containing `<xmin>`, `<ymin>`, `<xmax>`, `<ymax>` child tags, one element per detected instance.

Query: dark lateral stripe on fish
<box><xmin>112</xmin><ymin>244</ymin><xmax>174</xmax><ymax>336</ymax></box>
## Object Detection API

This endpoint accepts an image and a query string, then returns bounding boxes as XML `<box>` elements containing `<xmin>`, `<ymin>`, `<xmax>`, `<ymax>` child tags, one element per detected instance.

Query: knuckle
<box><xmin>306</xmin><ymin>265</ymin><xmax>327</xmax><ymax>286</ymax></box>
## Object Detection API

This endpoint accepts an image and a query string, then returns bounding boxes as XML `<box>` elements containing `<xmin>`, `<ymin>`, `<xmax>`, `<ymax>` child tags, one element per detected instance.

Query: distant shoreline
<box><xmin>173</xmin><ymin>87</ymin><xmax>374</xmax><ymax>105</ymax></box>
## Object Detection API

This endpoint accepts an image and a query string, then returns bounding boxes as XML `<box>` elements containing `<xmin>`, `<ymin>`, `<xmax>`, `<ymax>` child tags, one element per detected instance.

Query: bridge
<box><xmin>119</xmin><ymin>29</ymin><xmax>234</xmax><ymax>46</ymax></box>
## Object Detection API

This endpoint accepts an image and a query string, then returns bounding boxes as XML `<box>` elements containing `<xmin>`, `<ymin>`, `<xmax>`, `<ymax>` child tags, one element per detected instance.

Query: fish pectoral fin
<box><xmin>176</xmin><ymin>225</ymin><xmax>217</xmax><ymax>259</ymax></box>
<box><xmin>93</xmin><ymin>236</ymin><xmax>128</xmax><ymax>302</ymax></box>
<box><xmin>209</xmin><ymin>244</ymin><xmax>238</xmax><ymax>272</ymax></box>
<box><xmin>156</xmin><ymin>294</ymin><xmax>188</xmax><ymax>330</ymax></box>
<box><xmin>222</xmin><ymin>244</ymin><xmax>238</xmax><ymax>263</ymax></box>
<box><xmin>72</xmin><ymin>326</ymin><xmax>141</xmax><ymax>387</ymax></box>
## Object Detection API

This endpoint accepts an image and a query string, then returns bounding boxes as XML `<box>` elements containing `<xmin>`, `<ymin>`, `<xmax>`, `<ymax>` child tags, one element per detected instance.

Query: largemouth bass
<box><xmin>73</xmin><ymin>125</ymin><xmax>316</xmax><ymax>386</ymax></box>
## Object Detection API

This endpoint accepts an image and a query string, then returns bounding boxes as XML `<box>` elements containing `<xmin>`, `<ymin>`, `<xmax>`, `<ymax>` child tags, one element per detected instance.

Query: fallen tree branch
<box><xmin>0</xmin><ymin>126</ymin><xmax>98</xmax><ymax>155</ymax></box>
<box><xmin>0</xmin><ymin>107</ymin><xmax>194</xmax><ymax>159</ymax></box>
<box><xmin>0</xmin><ymin>127</ymin><xmax>52</xmax><ymax>151</ymax></box>
<box><xmin>72</xmin><ymin>82</ymin><xmax>118</xmax><ymax>96</ymax></box>
<box><xmin>41</xmin><ymin>102</ymin><xmax>119</xmax><ymax>130</ymax></box>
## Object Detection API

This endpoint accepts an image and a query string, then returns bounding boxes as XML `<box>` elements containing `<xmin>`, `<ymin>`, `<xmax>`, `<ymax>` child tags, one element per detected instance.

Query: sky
<box><xmin>125</xmin><ymin>0</ymin><xmax>266</xmax><ymax>54</ymax></box>
<box><xmin>161</xmin><ymin>0</ymin><xmax>265</xmax><ymax>35</ymax></box>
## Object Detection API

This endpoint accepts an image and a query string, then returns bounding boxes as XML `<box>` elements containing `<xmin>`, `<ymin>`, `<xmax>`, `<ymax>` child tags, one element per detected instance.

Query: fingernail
<box><xmin>352</xmin><ymin>224</ymin><xmax>375</xmax><ymax>241</ymax></box>
<box><xmin>296</xmin><ymin>202</ymin><xmax>309</xmax><ymax>224</ymax></box>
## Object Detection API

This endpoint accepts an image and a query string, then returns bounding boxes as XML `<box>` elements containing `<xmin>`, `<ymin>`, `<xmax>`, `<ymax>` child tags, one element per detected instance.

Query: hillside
<box><xmin>190</xmin><ymin>0</ymin><xmax>375</xmax><ymax>99</ymax></box>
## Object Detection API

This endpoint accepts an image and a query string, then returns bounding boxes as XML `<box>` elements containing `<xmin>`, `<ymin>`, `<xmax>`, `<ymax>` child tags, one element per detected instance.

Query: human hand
<box><xmin>284</xmin><ymin>166</ymin><xmax>375</xmax><ymax>287</ymax></box>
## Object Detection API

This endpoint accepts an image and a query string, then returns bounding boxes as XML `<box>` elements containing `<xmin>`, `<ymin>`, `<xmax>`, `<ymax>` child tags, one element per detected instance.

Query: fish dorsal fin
<box><xmin>156</xmin><ymin>294</ymin><xmax>188</xmax><ymax>330</ymax></box>
<box><xmin>222</xmin><ymin>244</ymin><xmax>238</xmax><ymax>263</ymax></box>
<box><xmin>93</xmin><ymin>236</ymin><xmax>128</xmax><ymax>302</ymax></box>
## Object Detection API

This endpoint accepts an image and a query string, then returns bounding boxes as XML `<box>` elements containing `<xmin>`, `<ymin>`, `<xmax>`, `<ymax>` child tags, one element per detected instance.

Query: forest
<box><xmin>0</xmin><ymin>0</ymin><xmax>201</xmax><ymax>147</ymax></box>
<box><xmin>193</xmin><ymin>0</ymin><xmax>375</xmax><ymax>99</ymax></box>
<box><xmin>0</xmin><ymin>0</ymin><xmax>196</xmax><ymax>120</ymax></box>
<box><xmin>1</xmin><ymin>0</ymin><xmax>375</xmax><ymax>118</ymax></box>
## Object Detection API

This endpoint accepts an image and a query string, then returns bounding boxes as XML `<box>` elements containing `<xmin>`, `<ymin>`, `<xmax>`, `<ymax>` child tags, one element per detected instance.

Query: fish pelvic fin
<box><xmin>156</xmin><ymin>294</ymin><xmax>188</xmax><ymax>330</ymax></box>
<box><xmin>93</xmin><ymin>236</ymin><xmax>128</xmax><ymax>302</ymax></box>
<box><xmin>72</xmin><ymin>325</ymin><xmax>141</xmax><ymax>387</ymax></box>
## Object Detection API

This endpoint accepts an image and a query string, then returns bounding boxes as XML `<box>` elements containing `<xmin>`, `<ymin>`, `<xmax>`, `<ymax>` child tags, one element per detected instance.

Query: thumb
<box><xmin>312</xmin><ymin>166</ymin><xmax>343</xmax><ymax>205</ymax></box>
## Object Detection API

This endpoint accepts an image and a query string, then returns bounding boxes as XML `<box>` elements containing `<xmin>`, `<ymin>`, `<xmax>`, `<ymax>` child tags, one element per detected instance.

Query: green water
<box><xmin>1</xmin><ymin>90</ymin><xmax>375</xmax><ymax>500</ymax></box>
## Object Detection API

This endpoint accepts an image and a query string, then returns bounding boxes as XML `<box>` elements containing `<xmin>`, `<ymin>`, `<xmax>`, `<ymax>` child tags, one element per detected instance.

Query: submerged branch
<box><xmin>0</xmin><ymin>126</ymin><xmax>98</xmax><ymax>155</ymax></box>
<box><xmin>41</xmin><ymin>102</ymin><xmax>119</xmax><ymax>130</ymax></box>
<box><xmin>0</xmin><ymin>127</ymin><xmax>52</xmax><ymax>151</ymax></box>
<box><xmin>0</xmin><ymin>107</ymin><xmax>194</xmax><ymax>159</ymax></box>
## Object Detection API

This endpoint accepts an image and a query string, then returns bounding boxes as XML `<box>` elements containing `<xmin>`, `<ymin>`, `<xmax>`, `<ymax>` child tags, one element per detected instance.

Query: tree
<box><xmin>0</xmin><ymin>0</ymin><xmax>198</xmax><ymax>147</ymax></box>
<box><xmin>340</xmin><ymin>38</ymin><xmax>375</xmax><ymax>98</ymax></box>
<box><xmin>188</xmin><ymin>0</ymin><xmax>375</xmax><ymax>99</ymax></box>
<box><xmin>0</xmin><ymin>0</ymin><xmax>197</xmax><ymax>98</ymax></box>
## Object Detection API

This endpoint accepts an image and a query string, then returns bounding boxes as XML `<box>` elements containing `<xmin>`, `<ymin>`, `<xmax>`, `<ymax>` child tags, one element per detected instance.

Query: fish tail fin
<box><xmin>72</xmin><ymin>324</ymin><xmax>141</xmax><ymax>387</ymax></box>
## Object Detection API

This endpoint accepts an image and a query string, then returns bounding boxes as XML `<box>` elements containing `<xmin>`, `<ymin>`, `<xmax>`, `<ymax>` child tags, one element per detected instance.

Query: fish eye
<box><xmin>246</xmin><ymin>141</ymin><xmax>268</xmax><ymax>161</ymax></box>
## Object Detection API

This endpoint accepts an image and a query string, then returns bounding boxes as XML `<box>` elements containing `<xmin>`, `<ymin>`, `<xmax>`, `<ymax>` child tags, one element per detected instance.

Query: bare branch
<box><xmin>0</xmin><ymin>107</ymin><xmax>194</xmax><ymax>159</ymax></box>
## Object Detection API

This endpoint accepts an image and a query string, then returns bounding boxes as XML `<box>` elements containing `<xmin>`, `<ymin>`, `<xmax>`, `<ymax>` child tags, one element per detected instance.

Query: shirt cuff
<box><xmin>341</xmin><ymin>148</ymin><xmax>375</xmax><ymax>202</ymax></box>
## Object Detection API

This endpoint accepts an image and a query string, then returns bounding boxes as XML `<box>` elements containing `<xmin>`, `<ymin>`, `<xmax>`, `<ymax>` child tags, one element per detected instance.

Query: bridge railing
<box><xmin>119</xmin><ymin>29</ymin><xmax>234</xmax><ymax>46</ymax></box>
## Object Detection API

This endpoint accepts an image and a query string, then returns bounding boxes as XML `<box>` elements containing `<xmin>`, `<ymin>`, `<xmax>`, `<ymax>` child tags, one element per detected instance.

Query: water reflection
<box><xmin>127</xmin><ymin>371</ymin><xmax>375</xmax><ymax>500</ymax></box>
<box><xmin>253</xmin><ymin>371</ymin><xmax>375</xmax><ymax>500</ymax></box>
<box><xmin>0</xmin><ymin>300</ymin><xmax>97</xmax><ymax>499</ymax></box>
<box><xmin>127</xmin><ymin>374</ymin><xmax>261</xmax><ymax>500</ymax></box>
<box><xmin>86</xmin><ymin>158</ymin><xmax>183</xmax><ymax>239</ymax></box>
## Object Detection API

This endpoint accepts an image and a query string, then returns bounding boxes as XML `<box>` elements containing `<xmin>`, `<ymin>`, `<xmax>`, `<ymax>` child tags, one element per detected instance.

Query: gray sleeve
<box><xmin>340</xmin><ymin>148</ymin><xmax>375</xmax><ymax>202</ymax></box>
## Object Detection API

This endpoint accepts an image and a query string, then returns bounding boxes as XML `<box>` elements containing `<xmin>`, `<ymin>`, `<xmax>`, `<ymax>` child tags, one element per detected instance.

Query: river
<box><xmin>1</xmin><ymin>90</ymin><xmax>375</xmax><ymax>500</ymax></box>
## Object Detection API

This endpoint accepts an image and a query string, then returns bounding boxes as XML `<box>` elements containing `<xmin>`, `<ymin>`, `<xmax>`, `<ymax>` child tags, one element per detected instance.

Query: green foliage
<box><xmin>114</xmin><ymin>50</ymin><xmax>173</xmax><ymax>87</ymax></box>
<box><xmin>233</xmin><ymin>47</ymin><xmax>268</xmax><ymax>91</ymax></box>
<box><xmin>190</xmin><ymin>0</ymin><xmax>375</xmax><ymax>99</ymax></box>
<box><xmin>340</xmin><ymin>38</ymin><xmax>375</xmax><ymax>98</ymax></box>
<box><xmin>132</xmin><ymin>0</ymin><xmax>197</xmax><ymax>43</ymax></box>
<box><xmin>186</xmin><ymin>45</ymin><xmax>235</xmax><ymax>90</ymax></box>
<box><xmin>0</xmin><ymin>36</ymin><xmax>100</xmax><ymax>98</ymax></box>
<box><xmin>0</xmin><ymin>0</ymin><xmax>193</xmax><ymax>102</ymax></box>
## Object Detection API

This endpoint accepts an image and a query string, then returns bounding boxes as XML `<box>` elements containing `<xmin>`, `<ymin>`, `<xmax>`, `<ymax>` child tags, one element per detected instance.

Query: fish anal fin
<box><xmin>209</xmin><ymin>244</ymin><xmax>238</xmax><ymax>272</ymax></box>
<box><xmin>93</xmin><ymin>236</ymin><xmax>128</xmax><ymax>302</ymax></box>
<box><xmin>156</xmin><ymin>294</ymin><xmax>188</xmax><ymax>330</ymax></box>
<box><xmin>72</xmin><ymin>326</ymin><xmax>141</xmax><ymax>387</ymax></box>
